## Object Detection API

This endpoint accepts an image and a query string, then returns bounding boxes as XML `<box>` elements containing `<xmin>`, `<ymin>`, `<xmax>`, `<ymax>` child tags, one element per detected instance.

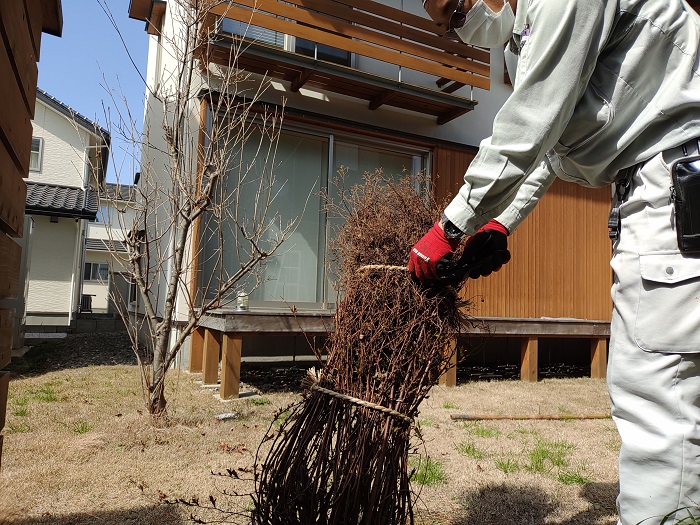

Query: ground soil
<box><xmin>0</xmin><ymin>332</ymin><xmax>619</xmax><ymax>524</ymax></box>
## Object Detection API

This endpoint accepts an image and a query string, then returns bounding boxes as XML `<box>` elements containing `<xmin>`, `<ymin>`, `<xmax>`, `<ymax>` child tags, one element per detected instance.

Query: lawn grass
<box><xmin>0</xmin><ymin>337</ymin><xmax>625</xmax><ymax>524</ymax></box>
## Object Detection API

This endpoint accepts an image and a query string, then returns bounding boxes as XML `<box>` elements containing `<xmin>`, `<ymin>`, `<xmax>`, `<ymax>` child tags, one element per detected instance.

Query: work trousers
<box><xmin>609</xmin><ymin>139</ymin><xmax>700</xmax><ymax>525</ymax></box>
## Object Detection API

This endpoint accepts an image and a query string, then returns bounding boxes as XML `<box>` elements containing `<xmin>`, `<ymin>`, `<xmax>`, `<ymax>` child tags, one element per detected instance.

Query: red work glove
<box><xmin>409</xmin><ymin>222</ymin><xmax>460</xmax><ymax>282</ymax></box>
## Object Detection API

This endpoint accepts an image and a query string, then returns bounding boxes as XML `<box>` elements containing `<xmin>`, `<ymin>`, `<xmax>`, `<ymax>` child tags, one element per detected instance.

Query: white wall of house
<box><xmin>25</xmin><ymin>215</ymin><xmax>81</xmax><ymax>325</ymax></box>
<box><xmin>136</xmin><ymin>0</ymin><xmax>513</xmax><ymax>323</ymax></box>
<box><xmin>83</xmin><ymin>251</ymin><xmax>111</xmax><ymax>312</ymax></box>
<box><xmin>29</xmin><ymin>100</ymin><xmax>94</xmax><ymax>188</ymax></box>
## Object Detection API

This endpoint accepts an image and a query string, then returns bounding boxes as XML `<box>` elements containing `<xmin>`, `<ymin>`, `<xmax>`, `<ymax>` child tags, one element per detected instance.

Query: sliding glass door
<box><xmin>200</xmin><ymin>124</ymin><xmax>428</xmax><ymax>308</ymax></box>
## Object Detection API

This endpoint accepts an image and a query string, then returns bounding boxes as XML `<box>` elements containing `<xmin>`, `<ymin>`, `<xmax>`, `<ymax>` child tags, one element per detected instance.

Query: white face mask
<box><xmin>454</xmin><ymin>0</ymin><xmax>515</xmax><ymax>48</ymax></box>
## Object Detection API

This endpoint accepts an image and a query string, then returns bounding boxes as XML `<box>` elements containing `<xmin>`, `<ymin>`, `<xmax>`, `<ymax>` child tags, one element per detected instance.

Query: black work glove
<box><xmin>435</xmin><ymin>220</ymin><xmax>511</xmax><ymax>285</ymax></box>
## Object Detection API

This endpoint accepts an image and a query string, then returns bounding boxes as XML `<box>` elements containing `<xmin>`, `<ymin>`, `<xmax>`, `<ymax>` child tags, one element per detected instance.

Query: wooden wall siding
<box><xmin>433</xmin><ymin>145</ymin><xmax>613</xmax><ymax>321</ymax></box>
<box><xmin>0</xmin><ymin>0</ymin><xmax>60</xmax><ymax>467</ymax></box>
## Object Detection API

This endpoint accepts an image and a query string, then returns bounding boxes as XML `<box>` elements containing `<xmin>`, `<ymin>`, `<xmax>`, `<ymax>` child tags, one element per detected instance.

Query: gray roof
<box><xmin>85</xmin><ymin>238</ymin><xmax>127</xmax><ymax>253</ymax></box>
<box><xmin>101</xmin><ymin>182</ymin><xmax>137</xmax><ymax>202</ymax></box>
<box><xmin>36</xmin><ymin>89</ymin><xmax>110</xmax><ymax>142</ymax></box>
<box><xmin>25</xmin><ymin>182</ymin><xmax>98</xmax><ymax>220</ymax></box>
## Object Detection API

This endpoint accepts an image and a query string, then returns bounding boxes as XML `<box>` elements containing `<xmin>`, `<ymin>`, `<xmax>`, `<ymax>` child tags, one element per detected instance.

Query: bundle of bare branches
<box><xmin>252</xmin><ymin>171</ymin><xmax>468</xmax><ymax>525</ymax></box>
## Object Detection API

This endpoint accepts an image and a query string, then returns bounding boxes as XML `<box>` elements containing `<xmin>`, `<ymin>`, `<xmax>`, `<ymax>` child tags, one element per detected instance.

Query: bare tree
<box><xmin>98</xmin><ymin>0</ymin><xmax>297</xmax><ymax>416</ymax></box>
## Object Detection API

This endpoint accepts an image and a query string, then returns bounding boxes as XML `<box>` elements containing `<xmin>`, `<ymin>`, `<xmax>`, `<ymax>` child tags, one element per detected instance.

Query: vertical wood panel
<box><xmin>0</xmin><ymin>140</ymin><xmax>26</xmax><ymax>237</ymax></box>
<box><xmin>433</xmin><ymin>145</ymin><xmax>613</xmax><ymax>321</ymax></box>
<box><xmin>0</xmin><ymin>0</ymin><xmax>38</xmax><ymax>116</ymax></box>
<box><xmin>0</xmin><ymin>234</ymin><xmax>21</xmax><ymax>300</ymax></box>
<box><xmin>0</xmin><ymin>309</ymin><xmax>14</xmax><ymax>369</ymax></box>
<box><xmin>0</xmin><ymin>38</ymin><xmax>32</xmax><ymax>174</ymax></box>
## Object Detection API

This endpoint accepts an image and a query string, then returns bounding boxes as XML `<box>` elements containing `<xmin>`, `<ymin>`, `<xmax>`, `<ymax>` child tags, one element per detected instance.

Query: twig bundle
<box><xmin>252</xmin><ymin>172</ymin><xmax>468</xmax><ymax>525</ymax></box>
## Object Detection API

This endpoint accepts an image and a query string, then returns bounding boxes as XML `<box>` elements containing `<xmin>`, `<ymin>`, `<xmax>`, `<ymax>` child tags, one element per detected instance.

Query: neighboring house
<box><xmin>24</xmin><ymin>89</ymin><xmax>110</xmax><ymax>329</ymax></box>
<box><xmin>84</xmin><ymin>182</ymin><xmax>138</xmax><ymax>314</ymax></box>
<box><xmin>127</xmin><ymin>0</ymin><xmax>700</xmax><ymax>379</ymax></box>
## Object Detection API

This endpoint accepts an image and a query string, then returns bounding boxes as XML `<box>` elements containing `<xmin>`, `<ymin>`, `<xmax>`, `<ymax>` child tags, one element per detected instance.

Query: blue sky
<box><xmin>37</xmin><ymin>1</ymin><xmax>150</xmax><ymax>184</ymax></box>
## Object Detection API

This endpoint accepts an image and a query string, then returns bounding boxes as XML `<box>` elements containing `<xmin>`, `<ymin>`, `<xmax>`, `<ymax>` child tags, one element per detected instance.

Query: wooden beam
<box><xmin>437</xmin><ymin>107</ymin><xmax>472</xmax><ymax>125</ymax></box>
<box><xmin>290</xmin><ymin>69</ymin><xmax>313</xmax><ymax>92</ymax></box>
<box><xmin>267</xmin><ymin>0</ymin><xmax>490</xmax><ymax>65</ymax></box>
<box><xmin>0</xmin><ymin>309</ymin><xmax>14</xmax><ymax>369</ymax></box>
<box><xmin>0</xmin><ymin>371</ymin><xmax>9</xmax><ymax>432</ymax></box>
<box><xmin>189</xmin><ymin>326</ymin><xmax>204</xmax><ymax>373</ymax></box>
<box><xmin>187</xmin><ymin>98</ymin><xmax>208</xmax><ymax>325</ymax></box>
<box><xmin>590</xmin><ymin>338</ymin><xmax>607</xmax><ymax>379</ymax></box>
<box><xmin>520</xmin><ymin>337</ymin><xmax>538</xmax><ymax>382</ymax></box>
<box><xmin>368</xmin><ymin>90</ymin><xmax>396</xmax><ymax>111</ymax></box>
<box><xmin>202</xmin><ymin>328</ymin><xmax>220</xmax><ymax>385</ymax></box>
<box><xmin>220</xmin><ymin>335</ymin><xmax>242</xmax><ymax>399</ymax></box>
<box><xmin>0</xmin><ymin>234</ymin><xmax>20</xmax><ymax>300</ymax></box>
<box><xmin>439</xmin><ymin>339</ymin><xmax>458</xmax><ymax>388</ymax></box>
<box><xmin>23</xmin><ymin>0</ymin><xmax>43</xmax><ymax>60</ymax></box>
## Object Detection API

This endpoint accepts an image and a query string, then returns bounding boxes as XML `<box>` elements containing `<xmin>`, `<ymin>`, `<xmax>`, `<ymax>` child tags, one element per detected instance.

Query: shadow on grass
<box><xmin>2</xmin><ymin>504</ymin><xmax>186</xmax><ymax>525</ymax></box>
<box><xmin>7</xmin><ymin>332</ymin><xmax>137</xmax><ymax>378</ymax></box>
<box><xmin>451</xmin><ymin>481</ymin><xmax>618</xmax><ymax>525</ymax></box>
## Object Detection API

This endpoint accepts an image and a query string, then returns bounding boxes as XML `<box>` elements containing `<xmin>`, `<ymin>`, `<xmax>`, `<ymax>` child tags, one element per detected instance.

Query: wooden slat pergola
<box><xmin>130</xmin><ymin>0</ymin><xmax>489</xmax><ymax>124</ymax></box>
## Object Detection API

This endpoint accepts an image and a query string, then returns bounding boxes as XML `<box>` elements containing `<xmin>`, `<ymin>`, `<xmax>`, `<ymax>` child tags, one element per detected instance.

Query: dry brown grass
<box><xmin>0</xmin><ymin>347</ymin><xmax>619</xmax><ymax>525</ymax></box>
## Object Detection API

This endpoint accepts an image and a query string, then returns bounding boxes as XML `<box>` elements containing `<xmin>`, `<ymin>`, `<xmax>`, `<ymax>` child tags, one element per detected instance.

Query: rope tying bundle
<box><xmin>302</xmin><ymin>368</ymin><xmax>413</xmax><ymax>425</ymax></box>
<box><xmin>357</xmin><ymin>264</ymin><xmax>408</xmax><ymax>272</ymax></box>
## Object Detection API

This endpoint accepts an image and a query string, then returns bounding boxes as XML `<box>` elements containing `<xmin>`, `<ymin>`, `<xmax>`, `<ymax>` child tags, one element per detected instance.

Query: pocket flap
<box><xmin>639</xmin><ymin>253</ymin><xmax>700</xmax><ymax>284</ymax></box>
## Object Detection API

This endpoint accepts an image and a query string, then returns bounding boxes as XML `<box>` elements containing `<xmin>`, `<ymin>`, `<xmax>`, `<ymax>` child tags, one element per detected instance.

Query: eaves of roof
<box><xmin>25</xmin><ymin>182</ymin><xmax>98</xmax><ymax>220</ymax></box>
<box><xmin>85</xmin><ymin>238</ymin><xmax>127</xmax><ymax>253</ymax></box>
<box><xmin>35</xmin><ymin>88</ymin><xmax>111</xmax><ymax>145</ymax></box>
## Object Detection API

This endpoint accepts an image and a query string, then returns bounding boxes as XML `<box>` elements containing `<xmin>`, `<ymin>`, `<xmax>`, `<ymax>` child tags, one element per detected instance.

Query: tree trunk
<box><xmin>149</xmin><ymin>337</ymin><xmax>168</xmax><ymax>416</ymax></box>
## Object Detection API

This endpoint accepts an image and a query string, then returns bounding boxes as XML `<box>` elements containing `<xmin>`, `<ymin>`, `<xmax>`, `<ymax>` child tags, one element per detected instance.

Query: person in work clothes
<box><xmin>411</xmin><ymin>0</ymin><xmax>700</xmax><ymax>523</ymax></box>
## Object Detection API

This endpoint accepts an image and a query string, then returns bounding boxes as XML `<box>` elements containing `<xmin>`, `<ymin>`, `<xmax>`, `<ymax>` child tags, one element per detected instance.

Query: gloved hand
<box><xmin>459</xmin><ymin>220</ymin><xmax>510</xmax><ymax>279</ymax></box>
<box><xmin>409</xmin><ymin>221</ymin><xmax>460</xmax><ymax>282</ymax></box>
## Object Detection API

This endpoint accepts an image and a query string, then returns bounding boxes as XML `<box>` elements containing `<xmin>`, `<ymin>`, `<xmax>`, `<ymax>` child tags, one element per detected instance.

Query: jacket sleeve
<box><xmin>443</xmin><ymin>0</ymin><xmax>612</xmax><ymax>235</ymax></box>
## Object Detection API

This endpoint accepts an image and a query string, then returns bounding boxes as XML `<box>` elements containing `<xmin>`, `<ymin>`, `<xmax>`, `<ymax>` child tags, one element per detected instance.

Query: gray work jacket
<box><xmin>444</xmin><ymin>0</ymin><xmax>700</xmax><ymax>235</ymax></box>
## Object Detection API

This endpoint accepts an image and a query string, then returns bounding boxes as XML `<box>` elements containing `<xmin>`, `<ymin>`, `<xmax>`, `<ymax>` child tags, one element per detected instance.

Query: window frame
<box><xmin>83</xmin><ymin>262</ymin><xmax>110</xmax><ymax>282</ymax></box>
<box><xmin>29</xmin><ymin>137</ymin><xmax>43</xmax><ymax>173</ymax></box>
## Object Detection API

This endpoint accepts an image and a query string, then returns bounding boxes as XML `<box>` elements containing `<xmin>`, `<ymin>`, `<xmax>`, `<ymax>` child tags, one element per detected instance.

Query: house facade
<box><xmin>127</xmin><ymin>0</ymin><xmax>700</xmax><ymax>383</ymax></box>
<box><xmin>84</xmin><ymin>183</ymin><xmax>138</xmax><ymax>314</ymax></box>
<box><xmin>24</xmin><ymin>89</ymin><xmax>110</xmax><ymax>328</ymax></box>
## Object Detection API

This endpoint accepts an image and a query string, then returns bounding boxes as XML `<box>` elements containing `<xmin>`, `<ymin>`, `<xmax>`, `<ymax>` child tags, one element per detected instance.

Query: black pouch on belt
<box><xmin>671</xmin><ymin>154</ymin><xmax>700</xmax><ymax>253</ymax></box>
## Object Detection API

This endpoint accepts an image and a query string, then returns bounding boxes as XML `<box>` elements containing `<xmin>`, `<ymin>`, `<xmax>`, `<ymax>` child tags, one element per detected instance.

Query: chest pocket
<box><xmin>635</xmin><ymin>253</ymin><xmax>700</xmax><ymax>353</ymax></box>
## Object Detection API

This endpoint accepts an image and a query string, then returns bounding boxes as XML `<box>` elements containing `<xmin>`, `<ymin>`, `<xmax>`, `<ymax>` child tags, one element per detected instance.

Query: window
<box><xmin>295</xmin><ymin>38</ymin><xmax>351</xmax><ymax>66</ymax></box>
<box><xmin>218</xmin><ymin>17</ymin><xmax>284</xmax><ymax>47</ymax></box>
<box><xmin>217</xmin><ymin>17</ymin><xmax>351</xmax><ymax>66</ymax></box>
<box><xmin>83</xmin><ymin>262</ymin><xmax>109</xmax><ymax>282</ymax></box>
<box><xmin>96</xmin><ymin>205</ymin><xmax>112</xmax><ymax>223</ymax></box>
<box><xmin>201</xmin><ymin>124</ymin><xmax>428</xmax><ymax>307</ymax></box>
<box><xmin>30</xmin><ymin>137</ymin><xmax>43</xmax><ymax>172</ymax></box>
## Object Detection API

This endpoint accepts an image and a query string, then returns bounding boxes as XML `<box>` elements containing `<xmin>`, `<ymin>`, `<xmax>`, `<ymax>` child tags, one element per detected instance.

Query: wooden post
<box><xmin>520</xmin><ymin>337</ymin><xmax>538</xmax><ymax>382</ymax></box>
<box><xmin>590</xmin><ymin>337</ymin><xmax>608</xmax><ymax>379</ymax></box>
<box><xmin>439</xmin><ymin>339</ymin><xmax>458</xmax><ymax>387</ymax></box>
<box><xmin>202</xmin><ymin>328</ymin><xmax>220</xmax><ymax>385</ymax></box>
<box><xmin>188</xmin><ymin>326</ymin><xmax>204</xmax><ymax>373</ymax></box>
<box><xmin>220</xmin><ymin>334</ymin><xmax>242</xmax><ymax>399</ymax></box>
